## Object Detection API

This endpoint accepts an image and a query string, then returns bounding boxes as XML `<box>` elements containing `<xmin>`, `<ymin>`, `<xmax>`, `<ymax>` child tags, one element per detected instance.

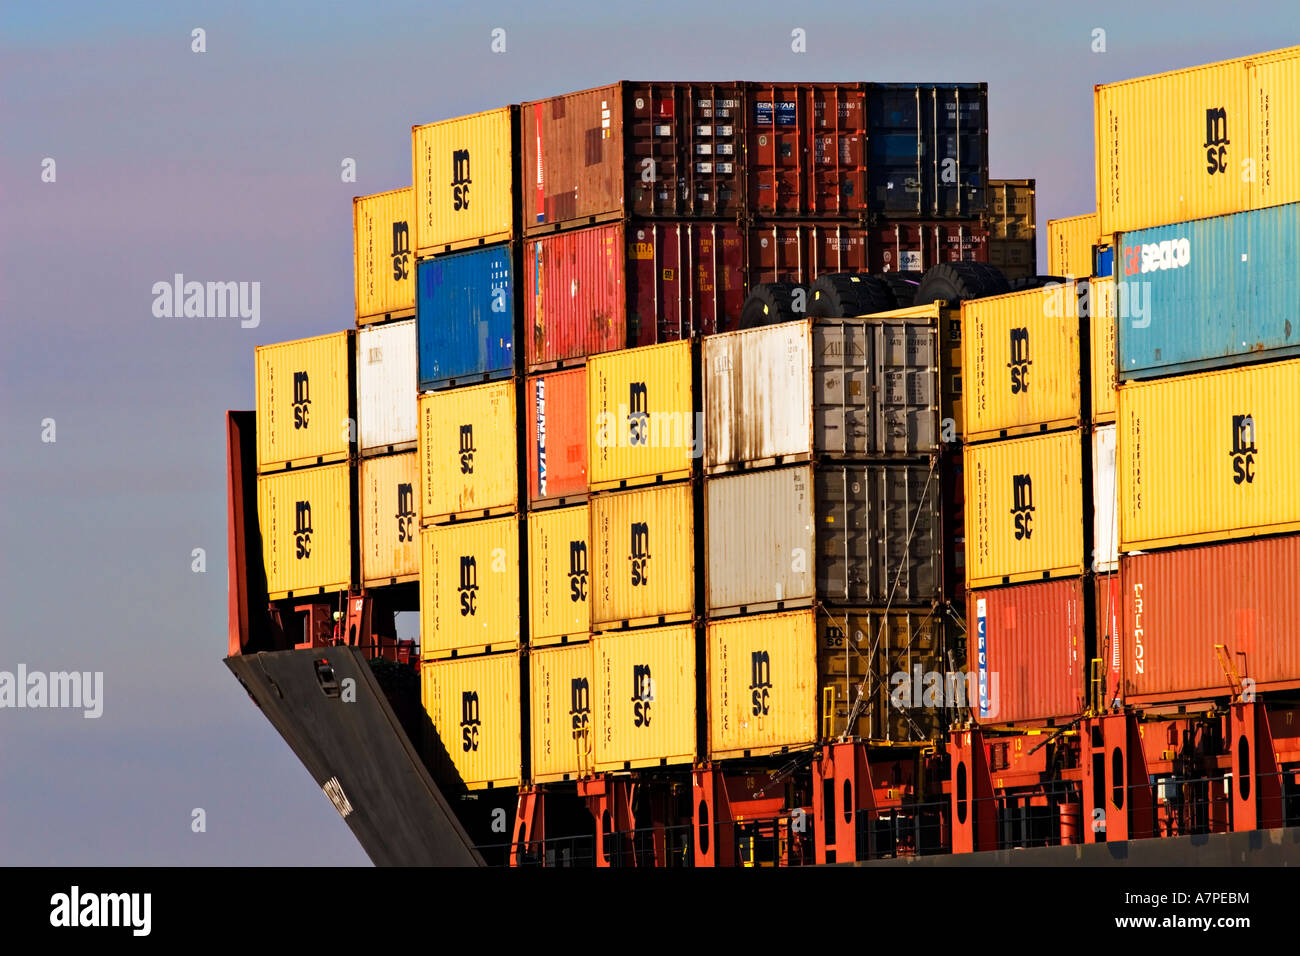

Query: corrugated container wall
<box><xmin>525</xmin><ymin>222</ymin><xmax>624</xmax><ymax>368</ymax></box>
<box><xmin>866</xmin><ymin>221</ymin><xmax>991</xmax><ymax>275</ymax></box>
<box><xmin>985</xmin><ymin>179</ymin><xmax>1037</xmax><ymax>280</ymax></box>
<box><xmin>255</xmin><ymin>332</ymin><xmax>352</xmax><ymax>473</ymax></box>
<box><xmin>416</xmin><ymin>245</ymin><xmax>515</xmax><ymax>391</ymax></box>
<box><xmin>413</xmin><ymin>107</ymin><xmax>517</xmax><ymax>257</ymax></box>
<box><xmin>590</xmin><ymin>483</ymin><xmax>694</xmax><ymax>629</ymax></box>
<box><xmin>421</xmin><ymin>653</ymin><xmax>521</xmax><ymax>789</ymax></box>
<box><xmin>593</xmin><ymin>626</ymin><xmax>697</xmax><ymax>771</ymax></box>
<box><xmin>526</xmin><ymin>367</ymin><xmax>588</xmax><ymax>509</ymax></box>
<box><xmin>359</xmin><ymin>451</ymin><xmax>420</xmax><ymax>586</ymax></box>
<box><xmin>420</xmin><ymin>517</ymin><xmax>521</xmax><ymax>658</ymax></box>
<box><xmin>748</xmin><ymin>221</ymin><xmax>991</xmax><ymax>284</ymax></box>
<box><xmin>1094</xmin><ymin>46</ymin><xmax>1300</xmax><ymax>236</ymax></box>
<box><xmin>257</xmin><ymin>462</ymin><xmax>352</xmax><ymax>600</ymax></box>
<box><xmin>1118</xmin><ymin>359</ymin><xmax>1300</xmax><ymax>550</ymax></box>
<box><xmin>965</xmin><ymin>429</ymin><xmax>1086</xmax><ymax>588</ymax></box>
<box><xmin>357</xmin><ymin>319</ymin><xmax>417</xmax><ymax>455</ymax></box>
<box><xmin>353</xmin><ymin>187</ymin><xmax>416</xmax><ymax>324</ymax></box>
<box><xmin>1096</xmin><ymin>572</ymin><xmax>1122</xmax><ymax>705</ymax></box>
<box><xmin>1116</xmin><ymin>203</ymin><xmax>1300</xmax><ymax>380</ymax></box>
<box><xmin>529</xmin><ymin>642</ymin><xmax>596</xmax><ymax>782</ymax></box>
<box><xmin>419</xmin><ymin>381</ymin><xmax>518</xmax><ymax>525</ymax></box>
<box><xmin>1088</xmin><ymin>277</ymin><xmax>1117</xmax><ymax>423</ymax></box>
<box><xmin>1046</xmin><ymin>214</ymin><xmax>1097</xmax><ymax>278</ymax></box>
<box><xmin>588</xmin><ymin>340</ymin><xmax>694</xmax><ymax>491</ymax></box>
<box><xmin>1092</xmin><ymin>425</ymin><xmax>1118</xmax><ymax>574</ymax></box>
<box><xmin>528</xmin><ymin>505</ymin><xmax>591</xmax><ymax>646</ymax></box>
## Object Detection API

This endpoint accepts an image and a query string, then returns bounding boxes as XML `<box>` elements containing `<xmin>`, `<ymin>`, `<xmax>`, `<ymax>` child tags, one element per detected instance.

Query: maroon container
<box><xmin>748</xmin><ymin>222</ymin><xmax>871</xmax><ymax>285</ymax></box>
<box><xmin>868</xmin><ymin>221</ymin><xmax>990</xmax><ymax>274</ymax></box>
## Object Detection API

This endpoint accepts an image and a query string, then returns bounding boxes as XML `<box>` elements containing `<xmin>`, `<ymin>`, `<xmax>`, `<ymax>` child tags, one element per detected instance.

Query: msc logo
<box><xmin>395</xmin><ymin>482</ymin><xmax>416</xmax><ymax>543</ymax></box>
<box><xmin>391</xmin><ymin>220</ymin><xmax>411</xmax><ymax>281</ymax></box>
<box><xmin>1008</xmin><ymin>327</ymin><xmax>1031</xmax><ymax>394</ymax></box>
<box><xmin>292</xmin><ymin>371</ymin><xmax>310</xmax><ymax>429</ymax></box>
<box><xmin>294</xmin><ymin>500</ymin><xmax>313</xmax><ymax>559</ymax></box>
<box><xmin>568</xmin><ymin>540</ymin><xmax>588</xmax><ymax>602</ymax></box>
<box><xmin>629</xmin><ymin>522</ymin><xmax>650</xmax><ymax>587</ymax></box>
<box><xmin>1010</xmin><ymin>474</ymin><xmax>1035</xmax><ymax>541</ymax></box>
<box><xmin>459</xmin><ymin>424</ymin><xmax>475</xmax><ymax>474</ymax></box>
<box><xmin>460</xmin><ymin>691</ymin><xmax>481</xmax><ymax>752</ymax></box>
<box><xmin>458</xmin><ymin>556</ymin><xmax>478</xmax><ymax>616</ymax></box>
<box><xmin>569</xmin><ymin>677</ymin><xmax>591</xmax><ymax>740</ymax></box>
<box><xmin>1204</xmin><ymin>106</ymin><xmax>1230</xmax><ymax>176</ymax></box>
<box><xmin>632</xmin><ymin>664</ymin><xmax>654</xmax><ymax>727</ymax></box>
<box><xmin>1231</xmin><ymin>414</ymin><xmax>1257</xmax><ymax>485</ymax></box>
<box><xmin>750</xmin><ymin>651</ymin><xmax>772</xmax><ymax>716</ymax></box>
<box><xmin>451</xmin><ymin>149</ymin><xmax>472</xmax><ymax>211</ymax></box>
<box><xmin>628</xmin><ymin>382</ymin><xmax>649</xmax><ymax>446</ymax></box>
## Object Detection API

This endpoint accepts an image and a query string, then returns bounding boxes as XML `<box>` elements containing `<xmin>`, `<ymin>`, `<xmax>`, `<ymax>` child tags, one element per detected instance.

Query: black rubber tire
<box><xmin>740</xmin><ymin>283</ymin><xmax>804</xmax><ymax>329</ymax></box>
<box><xmin>807</xmin><ymin>272</ymin><xmax>896</xmax><ymax>318</ymax></box>
<box><xmin>912</xmin><ymin>262</ymin><xmax>1010</xmax><ymax>306</ymax></box>
<box><xmin>1005</xmin><ymin>274</ymin><xmax>1070</xmax><ymax>293</ymax></box>
<box><xmin>872</xmin><ymin>272</ymin><xmax>923</xmax><ymax>309</ymax></box>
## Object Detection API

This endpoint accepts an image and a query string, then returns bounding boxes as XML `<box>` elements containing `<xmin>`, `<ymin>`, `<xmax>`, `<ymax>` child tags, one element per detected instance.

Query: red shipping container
<box><xmin>868</xmin><ymin>221</ymin><xmax>990</xmax><ymax>274</ymax></box>
<box><xmin>748</xmin><ymin>222</ymin><xmax>871</xmax><ymax>285</ymax></box>
<box><xmin>525</xmin><ymin>367</ymin><xmax>588</xmax><ymax>509</ymax></box>
<box><xmin>1095</xmin><ymin>572</ymin><xmax>1121</xmax><ymax>707</ymax></box>
<box><xmin>969</xmin><ymin>578</ymin><xmax>1086</xmax><ymax>726</ymax></box>
<box><xmin>1120</xmin><ymin>536</ymin><xmax>1300</xmax><ymax>705</ymax></box>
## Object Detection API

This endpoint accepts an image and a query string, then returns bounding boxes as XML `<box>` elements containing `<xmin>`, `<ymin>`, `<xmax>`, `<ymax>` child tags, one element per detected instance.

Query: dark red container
<box><xmin>868</xmin><ymin>221</ymin><xmax>990</xmax><ymax>273</ymax></box>
<box><xmin>748</xmin><ymin>222</ymin><xmax>871</xmax><ymax>285</ymax></box>
<box><xmin>525</xmin><ymin>367</ymin><xmax>588</xmax><ymax>509</ymax></box>
<box><xmin>1119</xmin><ymin>536</ymin><xmax>1300</xmax><ymax>705</ymax></box>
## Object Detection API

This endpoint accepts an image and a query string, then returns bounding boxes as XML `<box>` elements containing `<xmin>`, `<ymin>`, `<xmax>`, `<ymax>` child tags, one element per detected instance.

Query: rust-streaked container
<box><xmin>421</xmin><ymin>652</ymin><xmax>521</xmax><ymax>789</ymax></box>
<box><xmin>420</xmin><ymin>517</ymin><xmax>521</xmax><ymax>659</ymax></box>
<box><xmin>1118</xmin><ymin>360</ymin><xmax>1300</xmax><ymax>551</ymax></box>
<box><xmin>257</xmin><ymin>462</ymin><xmax>352</xmax><ymax>601</ymax></box>
<box><xmin>255</xmin><ymin>331</ymin><xmax>352</xmax><ymax>474</ymax></box>
<box><xmin>592</xmin><ymin>626</ymin><xmax>697</xmax><ymax>771</ymax></box>
<box><xmin>970</xmin><ymin>579</ymin><xmax>1087</xmax><ymax>726</ymax></box>
<box><xmin>527</xmin><ymin>504</ymin><xmax>590</xmax><ymax>647</ymax></box>
<box><xmin>1046</xmin><ymin>214</ymin><xmax>1097</xmax><ymax>278</ymax></box>
<box><xmin>965</xmin><ymin>429</ymin><xmax>1086</xmax><ymax>588</ymax></box>
<box><xmin>871</xmin><ymin>221</ymin><xmax>990</xmax><ymax>275</ymax></box>
<box><xmin>413</xmin><ymin>107</ymin><xmax>517</xmax><ymax>256</ymax></box>
<box><xmin>353</xmin><ymin>187</ymin><xmax>415</xmax><ymax>325</ymax></box>
<box><xmin>1087</xmin><ymin>276</ymin><xmax>1116</xmax><ymax>424</ymax></box>
<box><xmin>587</xmin><ymin>340</ymin><xmax>694</xmax><ymax>491</ymax></box>
<box><xmin>750</xmin><ymin>221</ymin><xmax>990</xmax><ymax>283</ymax></box>
<box><xmin>526</xmin><ymin>367</ymin><xmax>588</xmax><ymax>510</ymax></box>
<box><xmin>706</xmin><ymin>610</ymin><xmax>818</xmax><ymax>759</ymax></box>
<box><xmin>418</xmin><ymin>381</ymin><xmax>518</xmax><ymax>526</ymax></box>
<box><xmin>528</xmin><ymin>642</ymin><xmax>595</xmax><ymax>782</ymax></box>
<box><xmin>1120</xmin><ymin>535</ymin><xmax>1300</xmax><ymax>704</ymax></box>
<box><xmin>359</xmin><ymin>451</ymin><xmax>420</xmax><ymax>587</ymax></box>
<box><xmin>590</xmin><ymin>483</ymin><xmax>694</xmax><ymax>630</ymax></box>
<box><xmin>961</xmin><ymin>283</ymin><xmax>1082</xmax><ymax>442</ymax></box>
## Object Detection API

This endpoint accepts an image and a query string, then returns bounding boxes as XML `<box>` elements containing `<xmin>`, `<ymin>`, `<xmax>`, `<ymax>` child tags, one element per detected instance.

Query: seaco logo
<box><xmin>1007</xmin><ymin>327</ymin><xmax>1031</xmax><ymax>394</ymax></box>
<box><xmin>459</xmin><ymin>423</ymin><xmax>475</xmax><ymax>475</ymax></box>
<box><xmin>1230</xmin><ymin>413</ymin><xmax>1257</xmax><ymax>485</ymax></box>
<box><xmin>460</xmin><ymin>690</ymin><xmax>481</xmax><ymax>752</ymax></box>
<box><xmin>451</xmin><ymin>149</ymin><xmax>472</xmax><ymax>211</ymax></box>
<box><xmin>1010</xmin><ymin>474</ymin><xmax>1034</xmax><ymax>541</ymax></box>
<box><xmin>569</xmin><ymin>677</ymin><xmax>591</xmax><ymax>740</ymax></box>
<box><xmin>628</xmin><ymin>382</ymin><xmax>649</xmax><ymax>446</ymax></box>
<box><xmin>1204</xmin><ymin>106</ymin><xmax>1230</xmax><ymax>176</ymax></box>
<box><xmin>294</xmin><ymin>500</ymin><xmax>313</xmax><ymax>559</ymax></box>
<box><xmin>750</xmin><ymin>650</ymin><xmax>772</xmax><ymax>716</ymax></box>
<box><xmin>391</xmin><ymin>220</ymin><xmax>411</xmax><ymax>281</ymax></box>
<box><xmin>568</xmin><ymin>540</ymin><xmax>588</xmax><ymax>602</ymax></box>
<box><xmin>632</xmin><ymin>664</ymin><xmax>654</xmax><ymax>727</ymax></box>
<box><xmin>630</xmin><ymin>522</ymin><xmax>650</xmax><ymax>587</ymax></box>
<box><xmin>292</xmin><ymin>370</ymin><xmax>311</xmax><ymax>429</ymax></box>
<box><xmin>1123</xmin><ymin>237</ymin><xmax>1191</xmax><ymax>276</ymax></box>
<box><xmin>395</xmin><ymin>482</ymin><xmax>416</xmax><ymax>542</ymax></box>
<box><xmin>458</xmin><ymin>555</ymin><xmax>478</xmax><ymax>616</ymax></box>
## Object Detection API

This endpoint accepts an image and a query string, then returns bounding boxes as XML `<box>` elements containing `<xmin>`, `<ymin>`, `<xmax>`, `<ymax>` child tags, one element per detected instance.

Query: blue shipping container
<box><xmin>417</xmin><ymin>244</ymin><xmax>516</xmax><ymax>390</ymax></box>
<box><xmin>1117</xmin><ymin>203</ymin><xmax>1300</xmax><ymax>380</ymax></box>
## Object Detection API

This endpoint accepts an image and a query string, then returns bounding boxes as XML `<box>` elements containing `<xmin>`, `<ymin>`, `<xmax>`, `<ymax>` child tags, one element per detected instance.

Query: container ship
<box><xmin>225</xmin><ymin>53</ymin><xmax>1300</xmax><ymax>866</ymax></box>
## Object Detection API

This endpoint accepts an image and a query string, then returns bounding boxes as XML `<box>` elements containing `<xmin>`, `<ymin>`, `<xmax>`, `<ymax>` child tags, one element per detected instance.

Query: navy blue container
<box><xmin>417</xmin><ymin>244</ymin><xmax>516</xmax><ymax>391</ymax></box>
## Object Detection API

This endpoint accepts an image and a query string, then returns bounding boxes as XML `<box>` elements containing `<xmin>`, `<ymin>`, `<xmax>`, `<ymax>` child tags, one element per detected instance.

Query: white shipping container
<box><xmin>357</xmin><ymin>319</ymin><xmax>417</xmax><ymax>455</ymax></box>
<box><xmin>1093</xmin><ymin>424</ymin><xmax>1117</xmax><ymax>573</ymax></box>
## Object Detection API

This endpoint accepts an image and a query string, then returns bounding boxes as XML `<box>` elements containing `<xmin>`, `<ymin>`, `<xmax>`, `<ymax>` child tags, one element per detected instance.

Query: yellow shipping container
<box><xmin>1095</xmin><ymin>46</ymin><xmax>1300</xmax><ymax>236</ymax></box>
<box><xmin>707</xmin><ymin>610</ymin><xmax>818</xmax><ymax>760</ymax></box>
<box><xmin>592</xmin><ymin>626</ymin><xmax>696</xmax><ymax>771</ymax></box>
<box><xmin>528</xmin><ymin>505</ymin><xmax>590</xmax><ymax>646</ymax></box>
<box><xmin>1118</xmin><ymin>360</ymin><xmax>1300</xmax><ymax>551</ymax></box>
<box><xmin>528</xmin><ymin>643</ymin><xmax>595</xmax><ymax>782</ymax></box>
<box><xmin>962</xmin><ymin>283</ymin><xmax>1082</xmax><ymax>442</ymax></box>
<box><xmin>421</xmin><ymin>652</ymin><xmax>521</xmax><ymax>789</ymax></box>
<box><xmin>965</xmin><ymin>430</ymin><xmax>1086</xmax><ymax>588</ymax></box>
<box><xmin>421</xmin><ymin>517</ymin><xmax>520</xmax><ymax>659</ymax></box>
<box><xmin>359</xmin><ymin>452</ymin><xmax>420</xmax><ymax>587</ymax></box>
<box><xmin>1046</xmin><ymin>214</ymin><xmax>1097</xmax><ymax>278</ymax></box>
<box><xmin>588</xmin><ymin>340</ymin><xmax>695</xmax><ymax>491</ymax></box>
<box><xmin>412</xmin><ymin>107</ymin><xmax>517</xmax><ymax>257</ymax></box>
<box><xmin>1088</xmin><ymin>277</ymin><xmax>1117</xmax><ymax>423</ymax></box>
<box><xmin>590</xmin><ymin>483</ymin><xmax>694</xmax><ymax>630</ymax></box>
<box><xmin>353</xmin><ymin>187</ymin><xmax>415</xmax><ymax>325</ymax></box>
<box><xmin>419</xmin><ymin>381</ymin><xmax>518</xmax><ymax>525</ymax></box>
<box><xmin>257</xmin><ymin>462</ymin><xmax>352</xmax><ymax>600</ymax></box>
<box><xmin>255</xmin><ymin>331</ymin><xmax>352</xmax><ymax>473</ymax></box>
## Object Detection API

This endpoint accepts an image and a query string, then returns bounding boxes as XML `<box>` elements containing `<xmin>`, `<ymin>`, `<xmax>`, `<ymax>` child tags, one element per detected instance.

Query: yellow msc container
<box><xmin>590</xmin><ymin>483</ymin><xmax>694</xmax><ymax>630</ymax></box>
<box><xmin>528</xmin><ymin>504</ymin><xmax>590</xmax><ymax>646</ymax></box>
<box><xmin>257</xmin><ymin>462</ymin><xmax>352</xmax><ymax>600</ymax></box>
<box><xmin>1046</xmin><ymin>214</ymin><xmax>1097</xmax><ymax>278</ymax></box>
<box><xmin>419</xmin><ymin>381</ymin><xmax>518</xmax><ymax>525</ymax></box>
<box><xmin>255</xmin><ymin>331</ymin><xmax>352</xmax><ymax>474</ymax></box>
<box><xmin>353</xmin><ymin>187</ymin><xmax>415</xmax><ymax>325</ymax></box>
<box><xmin>962</xmin><ymin>283</ymin><xmax>1082</xmax><ymax>442</ymax></box>
<box><xmin>588</xmin><ymin>340</ymin><xmax>695</xmax><ymax>491</ymax></box>
<box><xmin>706</xmin><ymin>610</ymin><xmax>818</xmax><ymax>760</ymax></box>
<box><xmin>420</xmin><ymin>517</ymin><xmax>520</xmax><ymax>659</ymax></box>
<box><xmin>592</xmin><ymin>626</ymin><xmax>697</xmax><ymax>772</ymax></box>
<box><xmin>412</xmin><ymin>107</ymin><xmax>517</xmax><ymax>257</ymax></box>
<box><xmin>965</xmin><ymin>429</ymin><xmax>1086</xmax><ymax>588</ymax></box>
<box><xmin>421</xmin><ymin>652</ymin><xmax>521</xmax><ymax>790</ymax></box>
<box><xmin>1088</xmin><ymin>277</ymin><xmax>1117</xmax><ymax>424</ymax></box>
<box><xmin>359</xmin><ymin>451</ymin><xmax>420</xmax><ymax>587</ymax></box>
<box><xmin>1118</xmin><ymin>360</ymin><xmax>1300</xmax><ymax>551</ymax></box>
<box><xmin>1095</xmin><ymin>46</ymin><xmax>1300</xmax><ymax>236</ymax></box>
<box><xmin>528</xmin><ymin>642</ymin><xmax>595</xmax><ymax>783</ymax></box>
